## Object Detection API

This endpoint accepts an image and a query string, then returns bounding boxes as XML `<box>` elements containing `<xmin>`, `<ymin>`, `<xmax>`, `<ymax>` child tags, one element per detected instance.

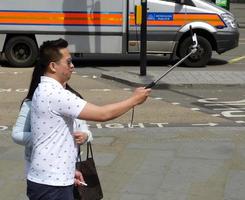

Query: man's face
<box><xmin>54</xmin><ymin>48</ymin><xmax>74</xmax><ymax>83</ymax></box>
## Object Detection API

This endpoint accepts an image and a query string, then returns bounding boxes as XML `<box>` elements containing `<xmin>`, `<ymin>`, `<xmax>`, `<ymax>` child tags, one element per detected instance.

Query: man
<box><xmin>27</xmin><ymin>38</ymin><xmax>151</xmax><ymax>200</ymax></box>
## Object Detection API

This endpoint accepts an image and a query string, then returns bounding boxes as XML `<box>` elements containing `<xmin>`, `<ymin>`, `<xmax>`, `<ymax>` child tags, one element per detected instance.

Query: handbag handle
<box><xmin>77</xmin><ymin>142</ymin><xmax>94</xmax><ymax>162</ymax></box>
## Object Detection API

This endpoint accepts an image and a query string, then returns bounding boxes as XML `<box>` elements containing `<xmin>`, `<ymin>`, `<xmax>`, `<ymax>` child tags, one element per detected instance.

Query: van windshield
<box><xmin>159</xmin><ymin>0</ymin><xmax>195</xmax><ymax>6</ymax></box>
<box><xmin>198</xmin><ymin>0</ymin><xmax>230</xmax><ymax>12</ymax></box>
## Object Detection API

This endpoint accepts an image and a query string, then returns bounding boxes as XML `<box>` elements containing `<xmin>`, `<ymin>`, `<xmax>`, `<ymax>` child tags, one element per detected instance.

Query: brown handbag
<box><xmin>74</xmin><ymin>142</ymin><xmax>103</xmax><ymax>200</ymax></box>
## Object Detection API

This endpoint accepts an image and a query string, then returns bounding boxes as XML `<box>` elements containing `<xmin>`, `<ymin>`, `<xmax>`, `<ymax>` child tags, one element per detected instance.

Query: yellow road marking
<box><xmin>228</xmin><ymin>56</ymin><xmax>245</xmax><ymax>64</ymax></box>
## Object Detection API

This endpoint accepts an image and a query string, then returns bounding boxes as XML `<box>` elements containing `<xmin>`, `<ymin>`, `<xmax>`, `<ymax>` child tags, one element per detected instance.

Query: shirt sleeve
<box><xmin>12</xmin><ymin>101</ymin><xmax>32</xmax><ymax>146</ymax></box>
<box><xmin>50</xmin><ymin>88</ymin><xmax>87</xmax><ymax>119</ymax></box>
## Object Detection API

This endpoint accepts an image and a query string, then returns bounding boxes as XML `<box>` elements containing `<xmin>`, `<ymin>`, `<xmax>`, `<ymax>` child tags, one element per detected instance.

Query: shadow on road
<box><xmin>208</xmin><ymin>58</ymin><xmax>228</xmax><ymax>66</ymax></box>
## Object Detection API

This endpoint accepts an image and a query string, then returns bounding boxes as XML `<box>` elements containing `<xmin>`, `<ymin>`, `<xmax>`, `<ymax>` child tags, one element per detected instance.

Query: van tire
<box><xmin>179</xmin><ymin>35</ymin><xmax>212</xmax><ymax>67</ymax></box>
<box><xmin>5</xmin><ymin>36</ymin><xmax>38</xmax><ymax>67</ymax></box>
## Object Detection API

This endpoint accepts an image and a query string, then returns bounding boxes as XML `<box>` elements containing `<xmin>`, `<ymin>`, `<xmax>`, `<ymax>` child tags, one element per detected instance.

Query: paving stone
<box><xmin>224</xmin><ymin>170</ymin><xmax>245</xmax><ymax>200</ymax></box>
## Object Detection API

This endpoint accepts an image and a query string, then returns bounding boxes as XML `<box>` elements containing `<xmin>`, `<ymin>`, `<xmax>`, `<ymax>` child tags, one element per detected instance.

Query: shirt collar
<box><xmin>40</xmin><ymin>76</ymin><xmax>64</xmax><ymax>89</ymax></box>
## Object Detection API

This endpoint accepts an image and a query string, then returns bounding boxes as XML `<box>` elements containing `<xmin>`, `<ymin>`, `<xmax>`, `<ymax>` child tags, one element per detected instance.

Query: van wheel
<box><xmin>5</xmin><ymin>36</ymin><xmax>38</xmax><ymax>67</ymax></box>
<box><xmin>179</xmin><ymin>36</ymin><xmax>212</xmax><ymax>67</ymax></box>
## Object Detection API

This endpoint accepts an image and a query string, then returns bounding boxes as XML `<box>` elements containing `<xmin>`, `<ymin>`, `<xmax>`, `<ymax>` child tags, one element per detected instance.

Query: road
<box><xmin>1</xmin><ymin>64</ymin><xmax>245</xmax><ymax>200</ymax></box>
<box><xmin>0</xmin><ymin>29</ymin><xmax>245</xmax><ymax>200</ymax></box>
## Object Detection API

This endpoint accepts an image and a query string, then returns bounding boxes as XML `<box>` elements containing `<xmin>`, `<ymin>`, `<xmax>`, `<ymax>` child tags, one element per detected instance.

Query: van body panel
<box><xmin>35</xmin><ymin>35</ymin><xmax>123</xmax><ymax>53</ymax></box>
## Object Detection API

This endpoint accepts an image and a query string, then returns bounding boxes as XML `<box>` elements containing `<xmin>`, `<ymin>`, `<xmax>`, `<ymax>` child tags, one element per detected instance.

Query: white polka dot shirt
<box><xmin>27</xmin><ymin>76</ymin><xmax>87</xmax><ymax>186</ymax></box>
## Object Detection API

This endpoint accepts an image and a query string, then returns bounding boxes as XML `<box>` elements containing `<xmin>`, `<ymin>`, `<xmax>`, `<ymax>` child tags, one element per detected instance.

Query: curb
<box><xmin>239</xmin><ymin>24</ymin><xmax>245</xmax><ymax>28</ymax></box>
<box><xmin>101</xmin><ymin>71</ymin><xmax>245</xmax><ymax>89</ymax></box>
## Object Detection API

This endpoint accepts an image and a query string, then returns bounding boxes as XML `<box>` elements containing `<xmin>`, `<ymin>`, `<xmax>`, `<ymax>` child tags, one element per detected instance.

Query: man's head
<box><xmin>39</xmin><ymin>38</ymin><xmax>74</xmax><ymax>84</ymax></box>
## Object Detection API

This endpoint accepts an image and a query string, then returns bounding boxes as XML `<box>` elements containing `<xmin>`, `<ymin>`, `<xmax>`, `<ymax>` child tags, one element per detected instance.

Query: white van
<box><xmin>0</xmin><ymin>0</ymin><xmax>239</xmax><ymax>67</ymax></box>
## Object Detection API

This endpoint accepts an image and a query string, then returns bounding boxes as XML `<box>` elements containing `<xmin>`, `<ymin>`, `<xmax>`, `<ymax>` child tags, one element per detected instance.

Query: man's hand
<box><xmin>74</xmin><ymin>170</ymin><xmax>86</xmax><ymax>186</ymax></box>
<box><xmin>73</xmin><ymin>132</ymin><xmax>88</xmax><ymax>144</ymax></box>
<box><xmin>131</xmin><ymin>87</ymin><xmax>151</xmax><ymax>106</ymax></box>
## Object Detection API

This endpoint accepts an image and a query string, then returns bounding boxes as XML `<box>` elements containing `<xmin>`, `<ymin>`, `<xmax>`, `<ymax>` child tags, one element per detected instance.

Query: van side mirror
<box><xmin>176</xmin><ymin>0</ymin><xmax>185</xmax><ymax>4</ymax></box>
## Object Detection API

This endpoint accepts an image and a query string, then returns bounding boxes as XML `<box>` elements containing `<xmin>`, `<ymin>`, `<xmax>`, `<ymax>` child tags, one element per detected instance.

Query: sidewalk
<box><xmin>102</xmin><ymin>70</ymin><xmax>245</xmax><ymax>89</ymax></box>
<box><xmin>230</xmin><ymin>3</ymin><xmax>245</xmax><ymax>28</ymax></box>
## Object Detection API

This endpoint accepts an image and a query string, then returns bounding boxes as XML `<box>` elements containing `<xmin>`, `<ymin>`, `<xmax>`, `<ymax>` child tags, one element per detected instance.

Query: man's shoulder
<box><xmin>38</xmin><ymin>81</ymin><xmax>63</xmax><ymax>94</ymax></box>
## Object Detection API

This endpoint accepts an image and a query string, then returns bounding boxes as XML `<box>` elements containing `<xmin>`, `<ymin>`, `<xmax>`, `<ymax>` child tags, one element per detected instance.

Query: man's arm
<box><xmin>78</xmin><ymin>87</ymin><xmax>151</xmax><ymax>122</ymax></box>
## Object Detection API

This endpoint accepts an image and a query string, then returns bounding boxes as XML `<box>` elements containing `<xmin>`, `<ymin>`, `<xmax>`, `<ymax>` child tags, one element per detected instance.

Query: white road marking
<box><xmin>235</xmin><ymin>121</ymin><xmax>245</xmax><ymax>124</ymax></box>
<box><xmin>16</xmin><ymin>89</ymin><xmax>28</xmax><ymax>93</ymax></box>
<box><xmin>192</xmin><ymin>123</ymin><xmax>218</xmax><ymax>127</ymax></box>
<box><xmin>191</xmin><ymin>108</ymin><xmax>200</xmax><ymax>111</ymax></box>
<box><xmin>212</xmin><ymin>114</ymin><xmax>221</xmax><ymax>117</ymax></box>
<box><xmin>154</xmin><ymin>97</ymin><xmax>163</xmax><ymax>100</ymax></box>
<box><xmin>221</xmin><ymin>110</ymin><xmax>245</xmax><ymax>118</ymax></box>
<box><xmin>0</xmin><ymin>71</ymin><xmax>23</xmax><ymax>74</ymax></box>
<box><xmin>90</xmin><ymin>89</ymin><xmax>111</xmax><ymax>92</ymax></box>
<box><xmin>213</xmin><ymin>108</ymin><xmax>245</xmax><ymax>110</ymax></box>
<box><xmin>0</xmin><ymin>126</ymin><xmax>8</xmax><ymax>131</ymax></box>
<box><xmin>172</xmin><ymin>102</ymin><xmax>180</xmax><ymax>105</ymax></box>
<box><xmin>198</xmin><ymin>98</ymin><xmax>218</xmax><ymax>103</ymax></box>
<box><xmin>2</xmin><ymin>121</ymin><xmax>245</xmax><ymax>131</ymax></box>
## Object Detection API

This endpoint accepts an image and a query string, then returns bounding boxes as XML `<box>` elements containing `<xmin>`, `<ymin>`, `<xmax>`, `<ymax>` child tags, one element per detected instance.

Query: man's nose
<box><xmin>70</xmin><ymin>62</ymin><xmax>74</xmax><ymax>69</ymax></box>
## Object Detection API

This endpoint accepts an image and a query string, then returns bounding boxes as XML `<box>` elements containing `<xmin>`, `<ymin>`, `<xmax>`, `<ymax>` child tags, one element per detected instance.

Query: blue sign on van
<box><xmin>147</xmin><ymin>13</ymin><xmax>173</xmax><ymax>21</ymax></box>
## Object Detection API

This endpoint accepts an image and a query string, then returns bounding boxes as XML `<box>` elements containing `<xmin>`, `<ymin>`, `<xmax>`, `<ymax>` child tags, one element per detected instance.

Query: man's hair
<box><xmin>39</xmin><ymin>38</ymin><xmax>68</xmax><ymax>68</ymax></box>
<box><xmin>23</xmin><ymin>38</ymin><xmax>68</xmax><ymax>102</ymax></box>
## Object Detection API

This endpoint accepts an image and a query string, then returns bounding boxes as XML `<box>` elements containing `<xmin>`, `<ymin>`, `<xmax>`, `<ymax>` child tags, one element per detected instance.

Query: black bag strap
<box><xmin>77</xmin><ymin>142</ymin><xmax>93</xmax><ymax>162</ymax></box>
<box><xmin>86</xmin><ymin>142</ymin><xmax>93</xmax><ymax>159</ymax></box>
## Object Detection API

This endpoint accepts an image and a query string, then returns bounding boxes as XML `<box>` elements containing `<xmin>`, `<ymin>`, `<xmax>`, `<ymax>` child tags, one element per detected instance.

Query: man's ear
<box><xmin>49</xmin><ymin>62</ymin><xmax>57</xmax><ymax>73</ymax></box>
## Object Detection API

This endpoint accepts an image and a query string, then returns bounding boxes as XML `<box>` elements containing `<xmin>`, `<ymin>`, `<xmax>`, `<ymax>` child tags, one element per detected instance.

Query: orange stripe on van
<box><xmin>0</xmin><ymin>11</ymin><xmax>225</xmax><ymax>27</ymax></box>
<box><xmin>129</xmin><ymin>13</ymin><xmax>225</xmax><ymax>27</ymax></box>
<box><xmin>174</xmin><ymin>14</ymin><xmax>225</xmax><ymax>26</ymax></box>
<box><xmin>0</xmin><ymin>11</ymin><xmax>123</xmax><ymax>25</ymax></box>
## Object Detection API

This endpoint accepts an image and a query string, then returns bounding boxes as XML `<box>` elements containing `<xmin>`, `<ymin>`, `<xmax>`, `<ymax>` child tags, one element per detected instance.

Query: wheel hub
<box><xmin>189</xmin><ymin>45</ymin><xmax>204</xmax><ymax>61</ymax></box>
<box><xmin>13</xmin><ymin>44</ymin><xmax>30</xmax><ymax>61</ymax></box>
<box><xmin>18</xmin><ymin>49</ymin><xmax>25</xmax><ymax>55</ymax></box>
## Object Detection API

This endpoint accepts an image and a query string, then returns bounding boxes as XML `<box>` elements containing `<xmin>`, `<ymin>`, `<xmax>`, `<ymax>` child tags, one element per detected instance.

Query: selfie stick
<box><xmin>145</xmin><ymin>26</ymin><xmax>198</xmax><ymax>89</ymax></box>
<box><xmin>130</xmin><ymin>26</ymin><xmax>198</xmax><ymax>127</ymax></box>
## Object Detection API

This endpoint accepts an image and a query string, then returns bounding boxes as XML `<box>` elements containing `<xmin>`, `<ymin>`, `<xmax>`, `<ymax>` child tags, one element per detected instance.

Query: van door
<box><xmin>72</xmin><ymin>0</ymin><xmax>124</xmax><ymax>54</ymax></box>
<box><xmin>128</xmin><ymin>0</ymin><xmax>186</xmax><ymax>54</ymax></box>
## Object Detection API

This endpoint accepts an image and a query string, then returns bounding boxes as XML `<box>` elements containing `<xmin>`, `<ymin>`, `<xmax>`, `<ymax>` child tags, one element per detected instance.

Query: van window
<box><xmin>160</xmin><ymin>0</ymin><xmax>195</xmax><ymax>7</ymax></box>
<box><xmin>160</xmin><ymin>0</ymin><xmax>176</xmax><ymax>3</ymax></box>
